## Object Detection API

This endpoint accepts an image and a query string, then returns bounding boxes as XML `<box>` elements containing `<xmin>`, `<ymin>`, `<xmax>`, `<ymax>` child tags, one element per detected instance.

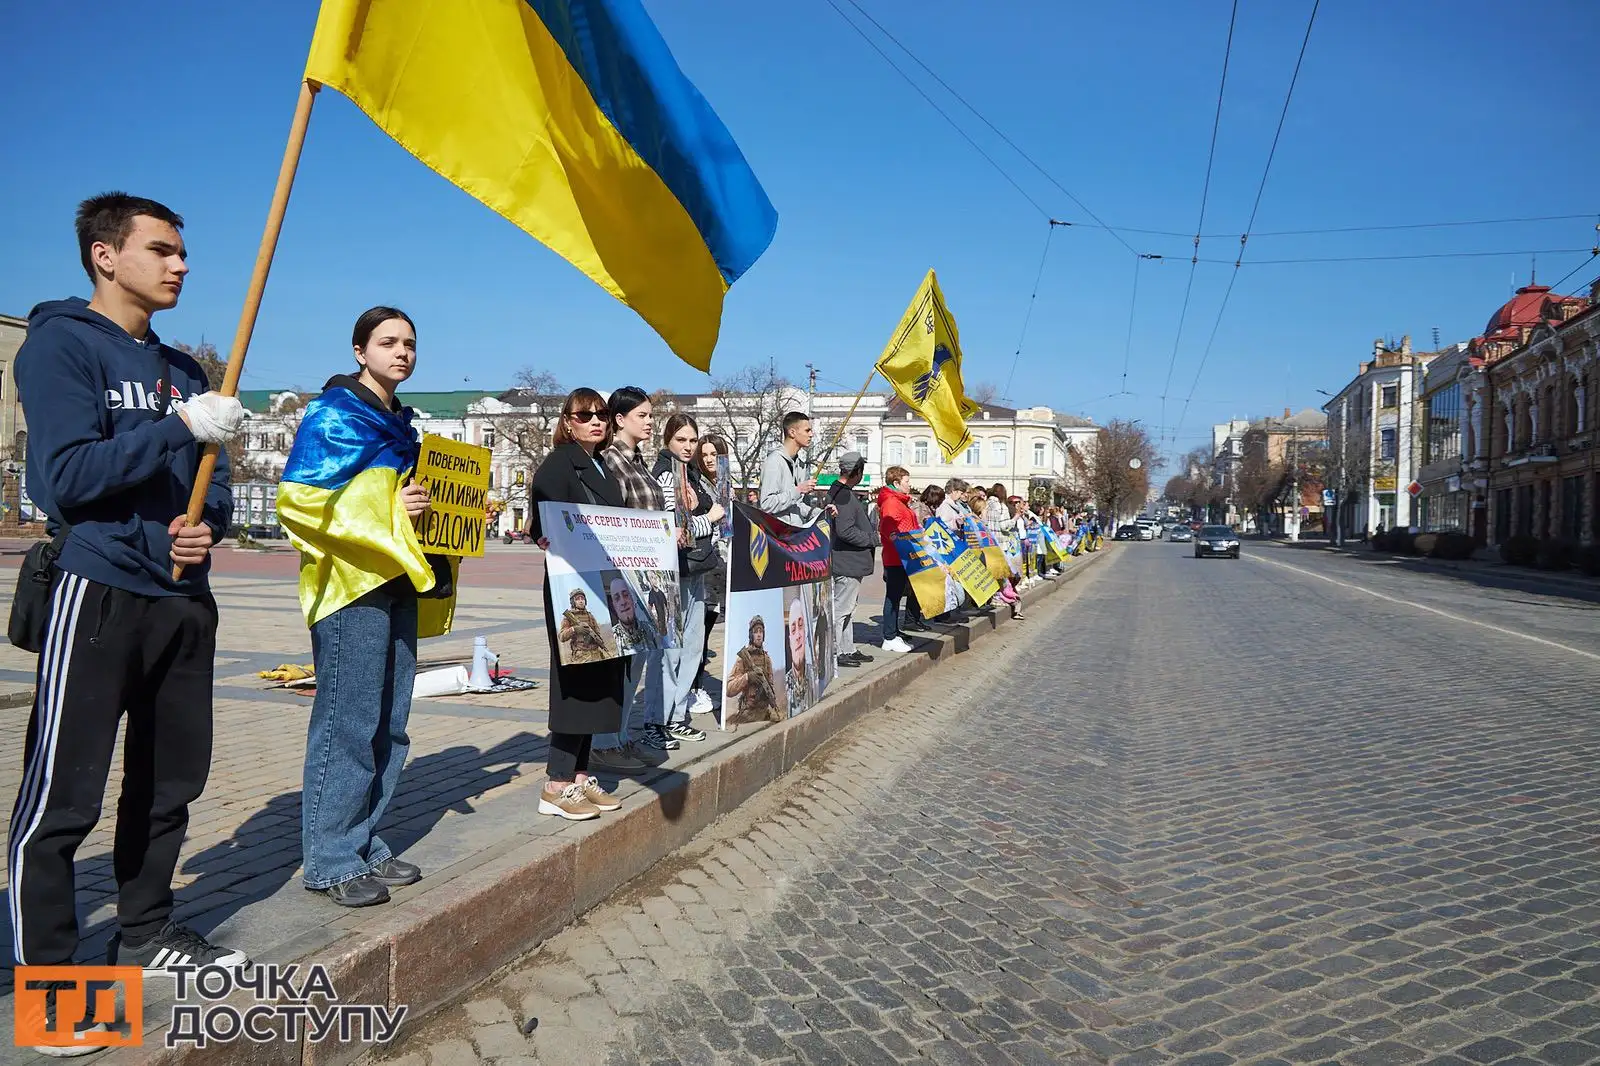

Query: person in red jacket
<box><xmin>877</xmin><ymin>466</ymin><xmax>924</xmax><ymax>652</ymax></box>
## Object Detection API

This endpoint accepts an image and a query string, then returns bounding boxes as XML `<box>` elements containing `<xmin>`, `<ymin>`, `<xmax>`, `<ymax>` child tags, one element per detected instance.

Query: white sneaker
<box><xmin>689</xmin><ymin>689</ymin><xmax>714</xmax><ymax>715</ymax></box>
<box><xmin>881</xmin><ymin>637</ymin><xmax>914</xmax><ymax>653</ymax></box>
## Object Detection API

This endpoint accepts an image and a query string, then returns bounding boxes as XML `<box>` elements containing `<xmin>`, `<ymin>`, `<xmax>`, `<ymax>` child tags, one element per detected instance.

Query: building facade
<box><xmin>237</xmin><ymin>387</ymin><xmax>1099</xmax><ymax>535</ymax></box>
<box><xmin>881</xmin><ymin>400</ymin><xmax>1092</xmax><ymax>503</ymax></box>
<box><xmin>1238</xmin><ymin>409</ymin><xmax>1328</xmax><ymax>536</ymax></box>
<box><xmin>1481</xmin><ymin>283</ymin><xmax>1600</xmax><ymax>545</ymax></box>
<box><xmin>1323</xmin><ymin>336</ymin><xmax>1437</xmax><ymax>538</ymax></box>
<box><xmin>1413</xmin><ymin>343</ymin><xmax>1476</xmax><ymax>536</ymax></box>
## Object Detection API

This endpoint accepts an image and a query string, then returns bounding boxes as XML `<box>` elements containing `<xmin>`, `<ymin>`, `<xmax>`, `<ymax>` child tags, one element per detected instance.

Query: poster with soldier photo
<box><xmin>540</xmin><ymin>501</ymin><xmax>681</xmax><ymax>665</ymax></box>
<box><xmin>719</xmin><ymin>503</ymin><xmax>835</xmax><ymax>728</ymax></box>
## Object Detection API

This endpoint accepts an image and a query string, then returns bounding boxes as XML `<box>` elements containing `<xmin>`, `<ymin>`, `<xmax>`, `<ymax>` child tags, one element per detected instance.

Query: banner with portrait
<box><xmin>720</xmin><ymin>503</ymin><xmax>835</xmax><ymax>728</ymax></box>
<box><xmin>539</xmin><ymin>501</ymin><xmax>681</xmax><ymax>665</ymax></box>
<box><xmin>922</xmin><ymin>516</ymin><xmax>1001</xmax><ymax>606</ymax></box>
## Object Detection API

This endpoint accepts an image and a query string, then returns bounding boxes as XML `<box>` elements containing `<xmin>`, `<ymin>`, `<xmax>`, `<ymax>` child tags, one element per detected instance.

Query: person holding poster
<box><xmin>278</xmin><ymin>306</ymin><xmax>455</xmax><ymax>907</ymax></box>
<box><xmin>875</xmin><ymin>466</ymin><xmax>921</xmax><ymax>653</ymax></box>
<box><xmin>650</xmin><ymin>413</ymin><xmax>724</xmax><ymax>743</ymax></box>
<box><xmin>596</xmin><ymin>386</ymin><xmax>675</xmax><ymax>762</ymax></box>
<box><xmin>527</xmin><ymin>389</ymin><xmax>632</xmax><ymax>820</ymax></box>
<box><xmin>688</xmin><ymin>436</ymin><xmax>730</xmax><ymax>718</ymax></box>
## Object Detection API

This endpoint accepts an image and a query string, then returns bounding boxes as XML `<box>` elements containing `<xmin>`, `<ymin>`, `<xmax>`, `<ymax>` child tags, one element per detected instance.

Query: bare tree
<box><xmin>173</xmin><ymin>340</ymin><xmax>275</xmax><ymax>482</ymax></box>
<box><xmin>702</xmin><ymin>363</ymin><xmax>797</xmax><ymax>487</ymax></box>
<box><xmin>1087</xmin><ymin>419</ymin><xmax>1159</xmax><ymax>522</ymax></box>
<box><xmin>484</xmin><ymin>369</ymin><xmax>565</xmax><ymax>519</ymax></box>
<box><xmin>967</xmin><ymin>381</ymin><xmax>1000</xmax><ymax>405</ymax></box>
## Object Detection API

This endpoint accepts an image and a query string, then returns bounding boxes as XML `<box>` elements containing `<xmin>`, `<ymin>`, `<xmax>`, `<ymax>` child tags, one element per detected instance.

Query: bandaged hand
<box><xmin>176</xmin><ymin>392</ymin><xmax>246</xmax><ymax>444</ymax></box>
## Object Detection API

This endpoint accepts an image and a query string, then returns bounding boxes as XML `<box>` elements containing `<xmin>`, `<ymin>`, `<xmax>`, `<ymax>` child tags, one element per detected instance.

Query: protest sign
<box><xmin>1043</xmin><ymin>526</ymin><xmax>1068</xmax><ymax>564</ymax></box>
<box><xmin>893</xmin><ymin>527</ymin><xmax>964</xmax><ymax>619</ymax></box>
<box><xmin>539</xmin><ymin>501</ymin><xmax>680</xmax><ymax>665</ymax></box>
<box><xmin>416</xmin><ymin>434</ymin><xmax>492</xmax><ymax>556</ymax></box>
<box><xmin>721</xmin><ymin>503</ymin><xmax>834</xmax><ymax>727</ymax></box>
<box><xmin>923</xmin><ymin>517</ymin><xmax>1000</xmax><ymax>605</ymax></box>
<box><xmin>961</xmin><ymin>515</ymin><xmax>1012</xmax><ymax>583</ymax></box>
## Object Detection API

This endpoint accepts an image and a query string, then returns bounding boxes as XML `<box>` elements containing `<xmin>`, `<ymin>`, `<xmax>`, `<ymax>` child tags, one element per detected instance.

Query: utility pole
<box><xmin>805</xmin><ymin>363</ymin><xmax>817</xmax><ymax>413</ymax></box>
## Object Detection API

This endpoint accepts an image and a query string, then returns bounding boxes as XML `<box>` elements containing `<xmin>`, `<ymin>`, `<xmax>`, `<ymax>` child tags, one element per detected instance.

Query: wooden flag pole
<box><xmin>812</xmin><ymin>366</ymin><xmax>879</xmax><ymax>480</ymax></box>
<box><xmin>173</xmin><ymin>80</ymin><xmax>320</xmax><ymax>580</ymax></box>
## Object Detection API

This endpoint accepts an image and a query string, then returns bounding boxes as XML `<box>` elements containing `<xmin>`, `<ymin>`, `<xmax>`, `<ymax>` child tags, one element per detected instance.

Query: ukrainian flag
<box><xmin>875</xmin><ymin>270</ymin><xmax>981</xmax><ymax>462</ymax></box>
<box><xmin>303</xmin><ymin>0</ymin><xmax>778</xmax><ymax>371</ymax></box>
<box><xmin>277</xmin><ymin>388</ymin><xmax>458</xmax><ymax>637</ymax></box>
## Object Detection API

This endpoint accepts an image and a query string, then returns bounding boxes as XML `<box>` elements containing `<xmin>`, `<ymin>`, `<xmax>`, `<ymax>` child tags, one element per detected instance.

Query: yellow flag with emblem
<box><xmin>874</xmin><ymin>270</ymin><xmax>981</xmax><ymax>462</ymax></box>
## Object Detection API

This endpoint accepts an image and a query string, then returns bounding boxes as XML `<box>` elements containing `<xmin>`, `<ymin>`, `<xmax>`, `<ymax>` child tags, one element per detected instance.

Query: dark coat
<box><xmin>530</xmin><ymin>442</ymin><xmax>626</xmax><ymax>736</ymax></box>
<box><xmin>827</xmin><ymin>482</ymin><xmax>875</xmax><ymax>579</ymax></box>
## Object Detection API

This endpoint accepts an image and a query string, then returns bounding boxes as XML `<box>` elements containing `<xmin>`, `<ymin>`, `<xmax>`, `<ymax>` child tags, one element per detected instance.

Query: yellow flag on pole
<box><xmin>874</xmin><ymin>270</ymin><xmax>980</xmax><ymax>462</ymax></box>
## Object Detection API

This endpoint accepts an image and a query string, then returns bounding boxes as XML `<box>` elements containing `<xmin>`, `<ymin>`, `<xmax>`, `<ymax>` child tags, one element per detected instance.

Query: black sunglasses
<box><xmin>568</xmin><ymin>409</ymin><xmax>609</xmax><ymax>423</ymax></box>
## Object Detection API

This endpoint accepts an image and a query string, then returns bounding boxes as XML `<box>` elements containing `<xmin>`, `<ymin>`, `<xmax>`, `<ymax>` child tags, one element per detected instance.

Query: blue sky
<box><xmin>3</xmin><ymin>0</ymin><xmax>1597</xmax><ymax>467</ymax></box>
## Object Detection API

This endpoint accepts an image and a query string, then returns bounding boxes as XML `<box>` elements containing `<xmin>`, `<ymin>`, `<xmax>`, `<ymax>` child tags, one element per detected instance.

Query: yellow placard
<box><xmin>416</xmin><ymin>434</ymin><xmax>492</xmax><ymax>557</ymax></box>
<box><xmin>1373</xmin><ymin>477</ymin><xmax>1397</xmax><ymax>491</ymax></box>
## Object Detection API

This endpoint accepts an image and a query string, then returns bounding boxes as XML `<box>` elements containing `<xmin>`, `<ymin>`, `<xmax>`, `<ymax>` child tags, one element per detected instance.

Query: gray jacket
<box><xmin>758</xmin><ymin>448</ymin><xmax>821</xmax><ymax>526</ymax></box>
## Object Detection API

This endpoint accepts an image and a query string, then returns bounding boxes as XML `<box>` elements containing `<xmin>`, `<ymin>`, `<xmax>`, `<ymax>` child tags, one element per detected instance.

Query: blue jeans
<box><xmin>302</xmin><ymin>586</ymin><xmax>417</xmax><ymax>889</ymax></box>
<box><xmin>882</xmin><ymin>565</ymin><xmax>908</xmax><ymax>641</ymax></box>
<box><xmin>595</xmin><ymin>648</ymin><xmax>656</xmax><ymax>750</ymax></box>
<box><xmin>650</xmin><ymin>573</ymin><xmax>706</xmax><ymax>727</ymax></box>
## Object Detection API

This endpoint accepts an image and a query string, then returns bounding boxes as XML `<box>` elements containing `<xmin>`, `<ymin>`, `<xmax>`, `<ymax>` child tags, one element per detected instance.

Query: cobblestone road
<box><xmin>383</xmin><ymin>542</ymin><xmax>1600</xmax><ymax>1066</ymax></box>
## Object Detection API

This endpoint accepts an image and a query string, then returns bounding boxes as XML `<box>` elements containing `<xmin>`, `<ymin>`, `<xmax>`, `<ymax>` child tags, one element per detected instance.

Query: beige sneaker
<box><xmin>578</xmin><ymin>777</ymin><xmax>622</xmax><ymax>812</ymax></box>
<box><xmin>538</xmin><ymin>783</ymin><xmax>600</xmax><ymax>820</ymax></box>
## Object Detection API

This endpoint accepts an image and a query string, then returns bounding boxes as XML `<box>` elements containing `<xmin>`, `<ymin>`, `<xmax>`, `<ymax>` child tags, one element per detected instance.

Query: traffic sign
<box><xmin>1321</xmin><ymin>489</ymin><xmax>1336</xmax><ymax>507</ymax></box>
<box><xmin>1405</xmin><ymin>481</ymin><xmax>1423</xmax><ymax>497</ymax></box>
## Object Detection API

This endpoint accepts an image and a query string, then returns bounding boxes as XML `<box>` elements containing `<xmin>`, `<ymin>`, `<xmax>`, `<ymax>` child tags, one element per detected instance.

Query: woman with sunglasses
<box><xmin>527</xmin><ymin>389</ymin><xmax>629</xmax><ymax>820</ymax></box>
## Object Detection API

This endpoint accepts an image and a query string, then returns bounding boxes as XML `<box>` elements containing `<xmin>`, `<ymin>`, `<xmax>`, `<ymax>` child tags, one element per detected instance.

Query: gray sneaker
<box><xmin>589</xmin><ymin>746</ymin><xmax>648</xmax><ymax>772</ymax></box>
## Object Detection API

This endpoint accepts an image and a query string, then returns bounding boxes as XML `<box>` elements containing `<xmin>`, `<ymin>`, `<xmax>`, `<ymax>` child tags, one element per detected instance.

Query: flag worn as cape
<box><xmin>303</xmin><ymin>0</ymin><xmax>778</xmax><ymax>371</ymax></box>
<box><xmin>874</xmin><ymin>270</ymin><xmax>980</xmax><ymax>462</ymax></box>
<box><xmin>277</xmin><ymin>386</ymin><xmax>458</xmax><ymax>636</ymax></box>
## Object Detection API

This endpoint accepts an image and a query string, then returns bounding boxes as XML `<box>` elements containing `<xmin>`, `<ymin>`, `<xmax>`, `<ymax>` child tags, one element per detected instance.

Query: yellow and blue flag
<box><xmin>277</xmin><ymin>387</ymin><xmax>458</xmax><ymax>636</ymax></box>
<box><xmin>875</xmin><ymin>270</ymin><xmax>981</xmax><ymax>462</ymax></box>
<box><xmin>303</xmin><ymin>0</ymin><xmax>778</xmax><ymax>371</ymax></box>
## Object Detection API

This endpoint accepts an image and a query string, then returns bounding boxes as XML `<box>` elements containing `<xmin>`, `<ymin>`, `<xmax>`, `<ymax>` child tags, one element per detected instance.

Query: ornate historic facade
<box><xmin>1479</xmin><ymin>283</ymin><xmax>1600</xmax><ymax>545</ymax></box>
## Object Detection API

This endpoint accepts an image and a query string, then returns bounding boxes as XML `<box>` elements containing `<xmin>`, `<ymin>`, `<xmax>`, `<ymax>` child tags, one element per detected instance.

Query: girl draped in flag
<box><xmin>278</xmin><ymin>306</ymin><xmax>455</xmax><ymax>909</ymax></box>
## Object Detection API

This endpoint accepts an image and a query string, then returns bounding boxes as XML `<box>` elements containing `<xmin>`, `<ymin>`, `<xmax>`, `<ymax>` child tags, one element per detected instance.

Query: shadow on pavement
<box><xmin>0</xmin><ymin>733</ymin><xmax>544</xmax><ymax>990</ymax></box>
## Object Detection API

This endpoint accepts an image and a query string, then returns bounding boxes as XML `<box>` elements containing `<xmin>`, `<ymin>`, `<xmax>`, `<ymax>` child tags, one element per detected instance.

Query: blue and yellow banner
<box><xmin>961</xmin><ymin>515</ymin><xmax>1012</xmax><ymax>583</ymax></box>
<box><xmin>892</xmin><ymin>528</ymin><xmax>963</xmax><ymax>619</ymax></box>
<box><xmin>923</xmin><ymin>518</ymin><xmax>1000</xmax><ymax>606</ymax></box>
<box><xmin>304</xmin><ymin>0</ymin><xmax>778</xmax><ymax>371</ymax></box>
<box><xmin>277</xmin><ymin>387</ymin><xmax>457</xmax><ymax>636</ymax></box>
<box><xmin>874</xmin><ymin>270</ymin><xmax>980</xmax><ymax>462</ymax></box>
<box><xmin>1042</xmin><ymin>526</ymin><xmax>1068</xmax><ymax>564</ymax></box>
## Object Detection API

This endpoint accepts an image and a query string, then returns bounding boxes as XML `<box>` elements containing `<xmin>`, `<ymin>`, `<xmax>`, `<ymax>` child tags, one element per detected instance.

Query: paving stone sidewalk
<box><xmin>385</xmin><ymin>540</ymin><xmax>1600</xmax><ymax>1065</ymax></box>
<box><xmin>0</xmin><ymin>540</ymin><xmax>966</xmax><ymax>1053</ymax></box>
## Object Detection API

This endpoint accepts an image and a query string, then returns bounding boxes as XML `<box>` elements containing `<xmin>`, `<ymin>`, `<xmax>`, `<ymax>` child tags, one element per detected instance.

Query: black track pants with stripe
<box><xmin>8</xmin><ymin>572</ymin><xmax>217</xmax><ymax>966</ymax></box>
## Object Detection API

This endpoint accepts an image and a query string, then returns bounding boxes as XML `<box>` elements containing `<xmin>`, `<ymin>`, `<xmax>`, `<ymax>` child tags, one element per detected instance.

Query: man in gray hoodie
<box><xmin>759</xmin><ymin>411</ymin><xmax>832</xmax><ymax>526</ymax></box>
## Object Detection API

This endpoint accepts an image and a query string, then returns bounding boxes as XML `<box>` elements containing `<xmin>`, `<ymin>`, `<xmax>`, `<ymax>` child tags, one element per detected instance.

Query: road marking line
<box><xmin>1244</xmin><ymin>552</ymin><xmax>1600</xmax><ymax>664</ymax></box>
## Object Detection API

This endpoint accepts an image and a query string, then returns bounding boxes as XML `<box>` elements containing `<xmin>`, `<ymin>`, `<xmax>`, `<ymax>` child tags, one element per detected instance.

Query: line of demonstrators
<box><xmin>3</xmin><ymin>192</ymin><xmax>1097</xmax><ymax>1055</ymax></box>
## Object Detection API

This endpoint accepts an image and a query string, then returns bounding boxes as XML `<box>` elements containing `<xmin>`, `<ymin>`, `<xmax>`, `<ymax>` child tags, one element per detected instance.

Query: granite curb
<box><xmin>100</xmin><ymin>550</ymin><xmax>1111</xmax><ymax>1066</ymax></box>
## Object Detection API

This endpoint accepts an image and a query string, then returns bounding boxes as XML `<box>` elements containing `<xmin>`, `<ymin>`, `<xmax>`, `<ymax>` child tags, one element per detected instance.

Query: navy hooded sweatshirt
<box><xmin>14</xmin><ymin>298</ymin><xmax>232</xmax><ymax>597</ymax></box>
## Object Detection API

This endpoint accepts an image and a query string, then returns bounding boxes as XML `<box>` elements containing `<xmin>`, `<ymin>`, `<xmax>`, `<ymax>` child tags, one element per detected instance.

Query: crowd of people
<box><xmin>4</xmin><ymin>194</ymin><xmax>1102</xmax><ymax>1045</ymax></box>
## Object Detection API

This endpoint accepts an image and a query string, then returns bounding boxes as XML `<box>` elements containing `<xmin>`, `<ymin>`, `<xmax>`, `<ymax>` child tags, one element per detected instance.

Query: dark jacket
<box><xmin>15</xmin><ymin>298</ymin><xmax>231</xmax><ymax>596</ymax></box>
<box><xmin>828</xmin><ymin>482</ymin><xmax>875</xmax><ymax>579</ymax></box>
<box><xmin>530</xmin><ymin>442</ymin><xmax>626</xmax><ymax>735</ymax></box>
